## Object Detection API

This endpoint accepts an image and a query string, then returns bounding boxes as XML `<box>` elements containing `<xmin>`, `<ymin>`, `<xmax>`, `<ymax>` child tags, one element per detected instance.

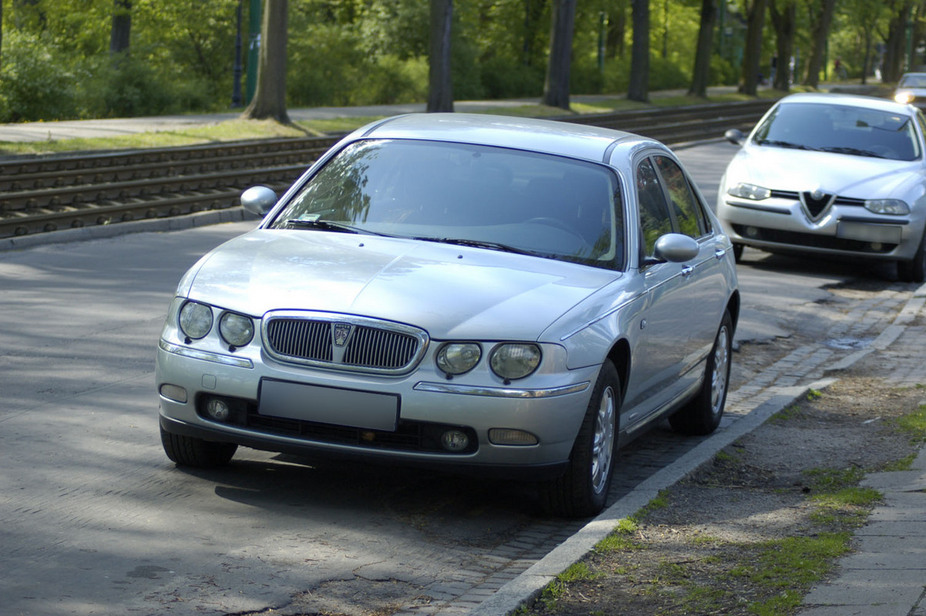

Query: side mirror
<box><xmin>724</xmin><ymin>128</ymin><xmax>745</xmax><ymax>146</ymax></box>
<box><xmin>240</xmin><ymin>186</ymin><xmax>278</xmax><ymax>217</ymax></box>
<box><xmin>653</xmin><ymin>233</ymin><xmax>699</xmax><ymax>263</ymax></box>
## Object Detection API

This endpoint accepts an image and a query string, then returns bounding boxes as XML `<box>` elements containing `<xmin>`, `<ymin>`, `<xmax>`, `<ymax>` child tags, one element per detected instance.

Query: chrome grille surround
<box><xmin>262</xmin><ymin>310</ymin><xmax>429</xmax><ymax>375</ymax></box>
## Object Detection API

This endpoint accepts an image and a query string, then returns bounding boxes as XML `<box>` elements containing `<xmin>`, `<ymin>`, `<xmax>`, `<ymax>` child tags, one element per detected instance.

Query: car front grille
<box><xmin>263</xmin><ymin>311</ymin><xmax>428</xmax><ymax>375</ymax></box>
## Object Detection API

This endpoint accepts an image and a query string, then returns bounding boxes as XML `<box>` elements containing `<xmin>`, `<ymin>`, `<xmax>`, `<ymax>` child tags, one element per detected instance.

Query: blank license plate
<box><xmin>259</xmin><ymin>379</ymin><xmax>399</xmax><ymax>431</ymax></box>
<box><xmin>836</xmin><ymin>221</ymin><xmax>902</xmax><ymax>244</ymax></box>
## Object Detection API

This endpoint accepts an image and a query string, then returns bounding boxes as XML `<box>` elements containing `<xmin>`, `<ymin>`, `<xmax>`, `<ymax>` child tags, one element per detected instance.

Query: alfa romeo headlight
<box><xmin>727</xmin><ymin>182</ymin><xmax>771</xmax><ymax>201</ymax></box>
<box><xmin>436</xmin><ymin>343</ymin><xmax>481</xmax><ymax>375</ymax></box>
<box><xmin>179</xmin><ymin>301</ymin><xmax>213</xmax><ymax>340</ymax></box>
<box><xmin>219</xmin><ymin>312</ymin><xmax>255</xmax><ymax>347</ymax></box>
<box><xmin>865</xmin><ymin>199</ymin><xmax>910</xmax><ymax>215</ymax></box>
<box><xmin>489</xmin><ymin>343</ymin><xmax>541</xmax><ymax>381</ymax></box>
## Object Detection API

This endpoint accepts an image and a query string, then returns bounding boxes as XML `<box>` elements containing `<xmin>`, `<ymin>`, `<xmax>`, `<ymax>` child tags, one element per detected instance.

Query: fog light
<box><xmin>489</xmin><ymin>428</ymin><xmax>539</xmax><ymax>446</ymax></box>
<box><xmin>745</xmin><ymin>226</ymin><xmax>759</xmax><ymax>238</ymax></box>
<box><xmin>440</xmin><ymin>430</ymin><xmax>470</xmax><ymax>452</ymax></box>
<box><xmin>159</xmin><ymin>384</ymin><xmax>188</xmax><ymax>403</ymax></box>
<box><xmin>205</xmin><ymin>398</ymin><xmax>230</xmax><ymax>422</ymax></box>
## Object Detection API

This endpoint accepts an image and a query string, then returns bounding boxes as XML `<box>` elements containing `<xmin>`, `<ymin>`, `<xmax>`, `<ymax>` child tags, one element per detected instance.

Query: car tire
<box><xmin>541</xmin><ymin>360</ymin><xmax>620</xmax><ymax>518</ymax></box>
<box><xmin>669</xmin><ymin>310</ymin><xmax>733</xmax><ymax>435</ymax></box>
<box><xmin>897</xmin><ymin>232</ymin><xmax>926</xmax><ymax>283</ymax></box>
<box><xmin>160</xmin><ymin>426</ymin><xmax>237</xmax><ymax>467</ymax></box>
<box><xmin>732</xmin><ymin>243</ymin><xmax>744</xmax><ymax>262</ymax></box>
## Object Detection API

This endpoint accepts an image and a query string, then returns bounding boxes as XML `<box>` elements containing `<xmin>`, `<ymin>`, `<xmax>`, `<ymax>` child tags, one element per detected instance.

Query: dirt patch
<box><xmin>521</xmin><ymin>375</ymin><xmax>926</xmax><ymax>616</ymax></box>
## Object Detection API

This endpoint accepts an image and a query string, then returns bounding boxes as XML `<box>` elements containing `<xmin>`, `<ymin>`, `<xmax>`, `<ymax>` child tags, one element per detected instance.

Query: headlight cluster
<box><xmin>179</xmin><ymin>300</ymin><xmax>255</xmax><ymax>349</ymax></box>
<box><xmin>895</xmin><ymin>91</ymin><xmax>914</xmax><ymax>105</ymax></box>
<box><xmin>864</xmin><ymin>199</ymin><xmax>910</xmax><ymax>215</ymax></box>
<box><xmin>436</xmin><ymin>341</ymin><xmax>541</xmax><ymax>381</ymax></box>
<box><xmin>727</xmin><ymin>182</ymin><xmax>771</xmax><ymax>201</ymax></box>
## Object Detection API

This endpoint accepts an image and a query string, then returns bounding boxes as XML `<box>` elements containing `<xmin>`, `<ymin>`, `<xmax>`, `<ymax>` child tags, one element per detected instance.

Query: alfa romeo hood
<box><xmin>727</xmin><ymin>146</ymin><xmax>922</xmax><ymax>196</ymax></box>
<box><xmin>180</xmin><ymin>230</ymin><xmax>621</xmax><ymax>340</ymax></box>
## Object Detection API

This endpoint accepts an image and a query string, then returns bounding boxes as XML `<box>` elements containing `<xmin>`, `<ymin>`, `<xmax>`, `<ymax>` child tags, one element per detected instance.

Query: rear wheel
<box><xmin>670</xmin><ymin>311</ymin><xmax>733</xmax><ymax>435</ymax></box>
<box><xmin>541</xmin><ymin>361</ymin><xmax>620</xmax><ymax>518</ymax></box>
<box><xmin>897</xmin><ymin>233</ymin><xmax>926</xmax><ymax>283</ymax></box>
<box><xmin>160</xmin><ymin>426</ymin><xmax>237</xmax><ymax>467</ymax></box>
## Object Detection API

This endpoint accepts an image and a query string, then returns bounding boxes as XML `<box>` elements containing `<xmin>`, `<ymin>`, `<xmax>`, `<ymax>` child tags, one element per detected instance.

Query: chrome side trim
<box><xmin>159</xmin><ymin>339</ymin><xmax>254</xmax><ymax>369</ymax></box>
<box><xmin>414</xmin><ymin>380</ymin><xmax>590</xmax><ymax>398</ymax></box>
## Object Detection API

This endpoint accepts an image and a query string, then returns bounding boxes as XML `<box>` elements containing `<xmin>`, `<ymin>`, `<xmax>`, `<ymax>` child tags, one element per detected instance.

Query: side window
<box><xmin>653</xmin><ymin>155</ymin><xmax>709</xmax><ymax>239</ymax></box>
<box><xmin>636</xmin><ymin>158</ymin><xmax>673</xmax><ymax>257</ymax></box>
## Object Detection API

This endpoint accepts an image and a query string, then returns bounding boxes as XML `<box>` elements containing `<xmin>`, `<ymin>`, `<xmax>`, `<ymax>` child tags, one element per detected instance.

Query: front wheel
<box><xmin>897</xmin><ymin>233</ymin><xmax>926</xmax><ymax>283</ymax></box>
<box><xmin>161</xmin><ymin>426</ymin><xmax>237</xmax><ymax>467</ymax></box>
<box><xmin>670</xmin><ymin>310</ymin><xmax>733</xmax><ymax>435</ymax></box>
<box><xmin>541</xmin><ymin>361</ymin><xmax>620</xmax><ymax>518</ymax></box>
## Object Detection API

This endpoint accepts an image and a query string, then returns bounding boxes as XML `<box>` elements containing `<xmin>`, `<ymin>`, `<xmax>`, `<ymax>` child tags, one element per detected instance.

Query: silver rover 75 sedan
<box><xmin>156</xmin><ymin>113</ymin><xmax>739</xmax><ymax>517</ymax></box>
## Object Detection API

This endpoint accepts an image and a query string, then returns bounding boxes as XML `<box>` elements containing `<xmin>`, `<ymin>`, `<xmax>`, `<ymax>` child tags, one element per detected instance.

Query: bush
<box><xmin>479</xmin><ymin>56</ymin><xmax>544</xmax><ymax>99</ymax></box>
<box><xmin>0</xmin><ymin>32</ymin><xmax>76</xmax><ymax>122</ymax></box>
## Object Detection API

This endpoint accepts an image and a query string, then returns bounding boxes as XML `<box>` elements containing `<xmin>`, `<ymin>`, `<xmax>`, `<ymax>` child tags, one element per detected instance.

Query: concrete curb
<box><xmin>0</xmin><ymin>207</ymin><xmax>252</xmax><ymax>252</ymax></box>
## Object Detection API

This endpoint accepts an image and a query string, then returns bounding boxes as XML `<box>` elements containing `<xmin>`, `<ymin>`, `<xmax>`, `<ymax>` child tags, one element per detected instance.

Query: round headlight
<box><xmin>179</xmin><ymin>301</ymin><xmax>213</xmax><ymax>340</ymax></box>
<box><xmin>489</xmin><ymin>343</ymin><xmax>541</xmax><ymax>381</ymax></box>
<box><xmin>864</xmin><ymin>199</ymin><xmax>910</xmax><ymax>215</ymax></box>
<box><xmin>727</xmin><ymin>182</ymin><xmax>771</xmax><ymax>201</ymax></box>
<box><xmin>436</xmin><ymin>343</ymin><xmax>481</xmax><ymax>375</ymax></box>
<box><xmin>219</xmin><ymin>312</ymin><xmax>255</xmax><ymax>347</ymax></box>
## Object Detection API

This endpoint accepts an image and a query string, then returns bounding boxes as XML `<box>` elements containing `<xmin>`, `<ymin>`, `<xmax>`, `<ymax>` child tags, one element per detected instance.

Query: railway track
<box><xmin>0</xmin><ymin>99</ymin><xmax>772</xmax><ymax>240</ymax></box>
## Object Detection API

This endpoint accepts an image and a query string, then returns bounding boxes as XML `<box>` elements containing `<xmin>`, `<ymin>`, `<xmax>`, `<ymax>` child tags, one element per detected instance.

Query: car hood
<box><xmin>727</xmin><ymin>146</ymin><xmax>922</xmax><ymax>196</ymax></box>
<box><xmin>180</xmin><ymin>230</ymin><xmax>622</xmax><ymax>340</ymax></box>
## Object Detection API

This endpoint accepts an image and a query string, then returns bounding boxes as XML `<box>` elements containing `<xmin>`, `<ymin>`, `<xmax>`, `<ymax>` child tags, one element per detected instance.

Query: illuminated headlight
<box><xmin>865</xmin><ymin>199</ymin><xmax>910</xmax><ymax>215</ymax></box>
<box><xmin>489</xmin><ymin>343</ymin><xmax>541</xmax><ymax>380</ymax></box>
<box><xmin>727</xmin><ymin>182</ymin><xmax>771</xmax><ymax>201</ymax></box>
<box><xmin>436</xmin><ymin>342</ymin><xmax>481</xmax><ymax>375</ymax></box>
<box><xmin>179</xmin><ymin>301</ymin><xmax>213</xmax><ymax>339</ymax></box>
<box><xmin>219</xmin><ymin>312</ymin><xmax>255</xmax><ymax>347</ymax></box>
<box><xmin>895</xmin><ymin>91</ymin><xmax>914</xmax><ymax>104</ymax></box>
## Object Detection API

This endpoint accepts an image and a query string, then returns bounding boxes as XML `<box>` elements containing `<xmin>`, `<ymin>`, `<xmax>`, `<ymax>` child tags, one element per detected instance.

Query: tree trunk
<box><xmin>110</xmin><ymin>0</ymin><xmax>131</xmax><ymax>55</ymax></box>
<box><xmin>769</xmin><ymin>0</ymin><xmax>795</xmax><ymax>91</ymax></box>
<box><xmin>628</xmin><ymin>0</ymin><xmax>650</xmax><ymax>102</ymax></box>
<box><xmin>241</xmin><ymin>0</ymin><xmax>289</xmax><ymax>123</ymax></box>
<box><xmin>427</xmin><ymin>0</ymin><xmax>453</xmax><ymax>112</ymax></box>
<box><xmin>688</xmin><ymin>0</ymin><xmax>716</xmax><ymax>97</ymax></box>
<box><xmin>738</xmin><ymin>0</ymin><xmax>767</xmax><ymax>95</ymax></box>
<box><xmin>882</xmin><ymin>1</ymin><xmax>912</xmax><ymax>82</ymax></box>
<box><xmin>801</xmin><ymin>0</ymin><xmax>836</xmax><ymax>87</ymax></box>
<box><xmin>542</xmin><ymin>0</ymin><xmax>576</xmax><ymax>110</ymax></box>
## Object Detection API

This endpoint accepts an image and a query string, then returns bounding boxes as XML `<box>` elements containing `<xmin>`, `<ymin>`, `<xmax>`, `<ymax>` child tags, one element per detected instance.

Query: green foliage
<box><xmin>0</xmin><ymin>31</ymin><xmax>76</xmax><ymax>122</ymax></box>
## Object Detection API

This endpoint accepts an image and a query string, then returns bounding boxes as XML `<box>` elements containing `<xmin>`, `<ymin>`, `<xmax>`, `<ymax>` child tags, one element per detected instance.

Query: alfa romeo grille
<box><xmin>263</xmin><ymin>312</ymin><xmax>428</xmax><ymax>374</ymax></box>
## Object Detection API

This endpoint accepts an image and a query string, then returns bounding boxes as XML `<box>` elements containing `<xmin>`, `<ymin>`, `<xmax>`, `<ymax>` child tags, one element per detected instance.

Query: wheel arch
<box><xmin>605</xmin><ymin>338</ymin><xmax>631</xmax><ymax>408</ymax></box>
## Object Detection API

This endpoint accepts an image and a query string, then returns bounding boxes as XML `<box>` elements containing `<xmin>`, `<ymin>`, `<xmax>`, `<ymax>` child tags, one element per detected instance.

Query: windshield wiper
<box><xmin>282</xmin><ymin>219</ymin><xmax>390</xmax><ymax>236</ymax></box>
<box><xmin>818</xmin><ymin>146</ymin><xmax>887</xmax><ymax>159</ymax></box>
<box><xmin>416</xmin><ymin>236</ymin><xmax>538</xmax><ymax>256</ymax></box>
<box><xmin>755</xmin><ymin>139</ymin><xmax>820</xmax><ymax>151</ymax></box>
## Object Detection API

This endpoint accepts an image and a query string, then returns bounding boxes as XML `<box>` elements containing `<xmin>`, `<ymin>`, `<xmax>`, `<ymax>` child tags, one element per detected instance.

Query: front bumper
<box><xmin>718</xmin><ymin>197</ymin><xmax>923</xmax><ymax>260</ymax></box>
<box><xmin>156</xmin><ymin>339</ymin><xmax>596</xmax><ymax>477</ymax></box>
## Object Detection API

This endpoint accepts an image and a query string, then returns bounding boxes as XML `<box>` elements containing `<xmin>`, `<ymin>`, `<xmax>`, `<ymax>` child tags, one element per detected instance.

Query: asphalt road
<box><xmin>0</xmin><ymin>141</ymin><xmax>904</xmax><ymax>616</ymax></box>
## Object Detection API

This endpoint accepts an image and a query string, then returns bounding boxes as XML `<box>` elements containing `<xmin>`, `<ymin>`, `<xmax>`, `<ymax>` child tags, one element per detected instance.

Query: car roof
<box><xmin>776</xmin><ymin>92</ymin><xmax>915</xmax><ymax>116</ymax></box>
<box><xmin>348</xmin><ymin>113</ymin><xmax>659</xmax><ymax>164</ymax></box>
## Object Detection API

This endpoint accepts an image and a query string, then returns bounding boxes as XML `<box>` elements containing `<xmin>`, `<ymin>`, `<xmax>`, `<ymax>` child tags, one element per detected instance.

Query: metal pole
<box><xmin>232</xmin><ymin>0</ymin><xmax>244</xmax><ymax>107</ymax></box>
<box><xmin>246</xmin><ymin>0</ymin><xmax>263</xmax><ymax>105</ymax></box>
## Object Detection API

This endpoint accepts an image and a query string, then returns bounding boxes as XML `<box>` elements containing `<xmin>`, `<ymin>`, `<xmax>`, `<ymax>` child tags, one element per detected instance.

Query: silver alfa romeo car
<box><xmin>718</xmin><ymin>92</ymin><xmax>926</xmax><ymax>282</ymax></box>
<box><xmin>156</xmin><ymin>113</ymin><xmax>739</xmax><ymax>517</ymax></box>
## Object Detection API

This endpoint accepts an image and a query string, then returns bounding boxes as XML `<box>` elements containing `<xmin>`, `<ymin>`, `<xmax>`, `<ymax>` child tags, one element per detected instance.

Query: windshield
<box><xmin>899</xmin><ymin>74</ymin><xmax>926</xmax><ymax>88</ymax></box>
<box><xmin>271</xmin><ymin>139</ymin><xmax>624</xmax><ymax>269</ymax></box>
<box><xmin>751</xmin><ymin>102</ymin><xmax>920</xmax><ymax>161</ymax></box>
